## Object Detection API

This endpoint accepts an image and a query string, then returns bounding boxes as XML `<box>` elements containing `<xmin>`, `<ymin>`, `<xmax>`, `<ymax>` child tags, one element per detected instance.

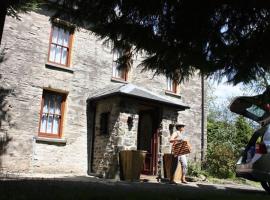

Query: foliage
<box><xmin>241</xmin><ymin>72</ymin><xmax>270</xmax><ymax>95</ymax></box>
<box><xmin>49</xmin><ymin>0</ymin><xmax>270</xmax><ymax>85</ymax></box>
<box><xmin>206</xmin><ymin>118</ymin><xmax>237</xmax><ymax>178</ymax></box>
<box><xmin>187</xmin><ymin>162</ymin><xmax>207</xmax><ymax>178</ymax></box>
<box><xmin>206</xmin><ymin>116</ymin><xmax>254</xmax><ymax>178</ymax></box>
<box><xmin>206</xmin><ymin>143</ymin><xmax>236</xmax><ymax>178</ymax></box>
<box><xmin>206</xmin><ymin>87</ymin><xmax>254</xmax><ymax>178</ymax></box>
<box><xmin>6</xmin><ymin>0</ymin><xmax>42</xmax><ymax>19</ymax></box>
<box><xmin>234</xmin><ymin>116</ymin><xmax>253</xmax><ymax>150</ymax></box>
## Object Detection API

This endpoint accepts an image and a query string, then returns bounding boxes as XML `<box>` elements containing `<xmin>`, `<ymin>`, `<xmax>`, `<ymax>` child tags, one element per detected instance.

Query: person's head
<box><xmin>176</xmin><ymin>124</ymin><xmax>185</xmax><ymax>132</ymax></box>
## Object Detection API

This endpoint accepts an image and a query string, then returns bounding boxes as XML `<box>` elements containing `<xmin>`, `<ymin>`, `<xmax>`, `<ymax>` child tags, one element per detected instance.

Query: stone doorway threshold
<box><xmin>140</xmin><ymin>175</ymin><xmax>159</xmax><ymax>183</ymax></box>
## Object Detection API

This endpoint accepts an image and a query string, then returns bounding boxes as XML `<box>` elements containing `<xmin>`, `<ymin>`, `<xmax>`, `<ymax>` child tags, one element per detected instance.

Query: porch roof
<box><xmin>88</xmin><ymin>83</ymin><xmax>190</xmax><ymax>110</ymax></box>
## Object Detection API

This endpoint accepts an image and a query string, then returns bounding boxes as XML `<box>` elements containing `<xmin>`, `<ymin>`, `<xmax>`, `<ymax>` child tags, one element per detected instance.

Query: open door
<box><xmin>137</xmin><ymin>110</ymin><xmax>159</xmax><ymax>175</ymax></box>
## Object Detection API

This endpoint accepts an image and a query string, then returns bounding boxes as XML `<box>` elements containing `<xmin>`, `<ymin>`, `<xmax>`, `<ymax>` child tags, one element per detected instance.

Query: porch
<box><xmin>86</xmin><ymin>83</ymin><xmax>189</xmax><ymax>179</ymax></box>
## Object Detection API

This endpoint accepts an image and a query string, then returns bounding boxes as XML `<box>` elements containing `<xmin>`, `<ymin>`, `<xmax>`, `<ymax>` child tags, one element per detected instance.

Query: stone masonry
<box><xmin>0</xmin><ymin>9</ymin><xmax>206</xmax><ymax>177</ymax></box>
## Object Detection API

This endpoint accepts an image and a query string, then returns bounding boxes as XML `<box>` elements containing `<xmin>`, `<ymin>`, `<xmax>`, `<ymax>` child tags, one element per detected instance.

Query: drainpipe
<box><xmin>201</xmin><ymin>73</ymin><xmax>205</xmax><ymax>162</ymax></box>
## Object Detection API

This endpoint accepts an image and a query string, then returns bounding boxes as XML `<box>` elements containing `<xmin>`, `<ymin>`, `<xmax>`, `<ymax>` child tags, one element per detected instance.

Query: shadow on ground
<box><xmin>0</xmin><ymin>177</ymin><xmax>268</xmax><ymax>200</ymax></box>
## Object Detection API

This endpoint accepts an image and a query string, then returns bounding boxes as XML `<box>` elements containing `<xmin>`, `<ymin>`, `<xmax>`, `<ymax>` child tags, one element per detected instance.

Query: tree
<box><xmin>234</xmin><ymin>116</ymin><xmax>253</xmax><ymax>150</ymax></box>
<box><xmin>241</xmin><ymin>71</ymin><xmax>270</xmax><ymax>95</ymax></box>
<box><xmin>50</xmin><ymin>0</ymin><xmax>270</xmax><ymax>85</ymax></box>
<box><xmin>0</xmin><ymin>0</ymin><xmax>42</xmax><ymax>45</ymax></box>
<box><xmin>206</xmin><ymin>83</ymin><xmax>254</xmax><ymax>178</ymax></box>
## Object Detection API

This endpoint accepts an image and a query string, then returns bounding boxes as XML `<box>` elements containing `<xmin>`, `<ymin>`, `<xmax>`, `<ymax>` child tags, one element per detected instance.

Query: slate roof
<box><xmin>88</xmin><ymin>83</ymin><xmax>190</xmax><ymax>110</ymax></box>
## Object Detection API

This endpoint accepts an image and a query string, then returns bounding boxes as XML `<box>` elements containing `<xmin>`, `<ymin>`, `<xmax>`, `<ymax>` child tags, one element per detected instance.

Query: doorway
<box><xmin>137</xmin><ymin>110</ymin><xmax>159</xmax><ymax>175</ymax></box>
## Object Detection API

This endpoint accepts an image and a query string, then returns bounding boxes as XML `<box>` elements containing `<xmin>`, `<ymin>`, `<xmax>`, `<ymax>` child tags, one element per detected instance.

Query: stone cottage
<box><xmin>0</xmin><ymin>9</ymin><xmax>206</xmax><ymax>178</ymax></box>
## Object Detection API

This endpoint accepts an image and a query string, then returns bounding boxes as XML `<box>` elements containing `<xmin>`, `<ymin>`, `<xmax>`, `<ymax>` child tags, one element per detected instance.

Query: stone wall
<box><xmin>0</xmin><ymin>9</ymin><xmax>205</xmax><ymax>176</ymax></box>
<box><xmin>92</xmin><ymin>98</ymin><xmax>140</xmax><ymax>178</ymax></box>
<box><xmin>178</xmin><ymin>75</ymin><xmax>206</xmax><ymax>162</ymax></box>
<box><xmin>91</xmin><ymin>98</ymin><xmax>120</xmax><ymax>178</ymax></box>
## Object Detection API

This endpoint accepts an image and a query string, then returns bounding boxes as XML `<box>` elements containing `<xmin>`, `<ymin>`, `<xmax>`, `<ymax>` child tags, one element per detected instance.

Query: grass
<box><xmin>206</xmin><ymin>177</ymin><xmax>261</xmax><ymax>188</ymax></box>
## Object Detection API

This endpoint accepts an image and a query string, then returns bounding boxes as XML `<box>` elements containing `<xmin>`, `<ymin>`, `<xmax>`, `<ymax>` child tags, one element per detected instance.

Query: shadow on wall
<box><xmin>0</xmin><ymin>48</ymin><xmax>14</xmax><ymax>172</ymax></box>
<box><xmin>87</xmin><ymin>100</ymin><xmax>122</xmax><ymax>179</ymax></box>
<box><xmin>96</xmin><ymin>111</ymin><xmax>121</xmax><ymax>179</ymax></box>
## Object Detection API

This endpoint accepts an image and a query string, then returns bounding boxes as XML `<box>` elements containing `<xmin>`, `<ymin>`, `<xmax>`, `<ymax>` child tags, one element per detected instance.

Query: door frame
<box><xmin>137</xmin><ymin>109</ymin><xmax>159</xmax><ymax>175</ymax></box>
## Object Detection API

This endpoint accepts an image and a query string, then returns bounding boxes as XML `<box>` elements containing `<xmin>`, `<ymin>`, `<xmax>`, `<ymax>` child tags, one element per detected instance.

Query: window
<box><xmin>100</xmin><ymin>112</ymin><xmax>110</xmax><ymax>135</ymax></box>
<box><xmin>166</xmin><ymin>77</ymin><xmax>178</xmax><ymax>93</ymax></box>
<box><xmin>48</xmin><ymin>25</ymin><xmax>73</xmax><ymax>66</ymax></box>
<box><xmin>112</xmin><ymin>50</ymin><xmax>128</xmax><ymax>81</ymax></box>
<box><xmin>39</xmin><ymin>90</ymin><xmax>66</xmax><ymax>138</ymax></box>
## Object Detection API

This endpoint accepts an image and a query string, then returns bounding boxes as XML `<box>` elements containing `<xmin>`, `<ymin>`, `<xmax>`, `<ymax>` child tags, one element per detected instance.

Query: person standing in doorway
<box><xmin>170</xmin><ymin>124</ymin><xmax>189</xmax><ymax>184</ymax></box>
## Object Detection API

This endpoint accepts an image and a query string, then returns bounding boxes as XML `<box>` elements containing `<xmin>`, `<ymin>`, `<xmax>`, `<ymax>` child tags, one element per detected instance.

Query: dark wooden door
<box><xmin>137</xmin><ymin>111</ymin><xmax>158</xmax><ymax>175</ymax></box>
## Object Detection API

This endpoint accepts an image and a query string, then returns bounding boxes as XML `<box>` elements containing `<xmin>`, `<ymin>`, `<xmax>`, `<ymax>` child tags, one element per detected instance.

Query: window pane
<box><xmin>169</xmin><ymin>80</ymin><xmax>173</xmax><ymax>91</ymax></box>
<box><xmin>40</xmin><ymin>114</ymin><xmax>47</xmax><ymax>133</ymax></box>
<box><xmin>49</xmin><ymin>44</ymin><xmax>56</xmax><ymax>62</ymax></box>
<box><xmin>40</xmin><ymin>92</ymin><xmax>65</xmax><ymax>136</ymax></box>
<box><xmin>52</xmin><ymin>116</ymin><xmax>60</xmax><ymax>134</ymax></box>
<box><xmin>167</xmin><ymin>77</ymin><xmax>172</xmax><ymax>91</ymax></box>
<box><xmin>112</xmin><ymin>65</ymin><xmax>117</xmax><ymax>77</ymax></box>
<box><xmin>119</xmin><ymin>69</ymin><xmax>125</xmax><ymax>79</ymax></box>
<box><xmin>55</xmin><ymin>95</ymin><xmax>62</xmax><ymax>115</ymax></box>
<box><xmin>57</xmin><ymin>28</ymin><xmax>64</xmax><ymax>45</ymax></box>
<box><xmin>63</xmin><ymin>31</ymin><xmax>70</xmax><ymax>47</ymax></box>
<box><xmin>52</xmin><ymin>26</ymin><xmax>58</xmax><ymax>43</ymax></box>
<box><xmin>47</xmin><ymin>114</ymin><xmax>53</xmax><ymax>133</ymax></box>
<box><xmin>61</xmin><ymin>47</ymin><xmax>68</xmax><ymax>65</ymax></box>
<box><xmin>55</xmin><ymin>46</ymin><xmax>62</xmax><ymax>63</ymax></box>
<box><xmin>43</xmin><ymin>95</ymin><xmax>49</xmax><ymax>113</ymax></box>
<box><xmin>112</xmin><ymin>50</ymin><xmax>126</xmax><ymax>79</ymax></box>
<box><xmin>49</xmin><ymin>95</ymin><xmax>56</xmax><ymax>114</ymax></box>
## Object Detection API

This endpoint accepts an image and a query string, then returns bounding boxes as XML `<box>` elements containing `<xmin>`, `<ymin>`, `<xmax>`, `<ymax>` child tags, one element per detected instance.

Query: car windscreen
<box><xmin>230</xmin><ymin>96</ymin><xmax>270</xmax><ymax>122</ymax></box>
<box><xmin>246</xmin><ymin>105</ymin><xmax>266</xmax><ymax>118</ymax></box>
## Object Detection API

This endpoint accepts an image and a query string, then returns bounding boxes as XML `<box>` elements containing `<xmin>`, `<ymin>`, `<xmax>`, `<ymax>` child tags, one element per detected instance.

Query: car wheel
<box><xmin>261</xmin><ymin>181</ymin><xmax>270</xmax><ymax>194</ymax></box>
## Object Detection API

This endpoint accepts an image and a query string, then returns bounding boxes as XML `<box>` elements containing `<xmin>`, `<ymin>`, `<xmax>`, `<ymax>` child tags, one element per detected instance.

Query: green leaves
<box><xmin>7</xmin><ymin>0</ymin><xmax>43</xmax><ymax>19</ymax></box>
<box><xmin>206</xmin><ymin>115</ymin><xmax>253</xmax><ymax>178</ymax></box>
<box><xmin>50</xmin><ymin>0</ymin><xmax>270</xmax><ymax>84</ymax></box>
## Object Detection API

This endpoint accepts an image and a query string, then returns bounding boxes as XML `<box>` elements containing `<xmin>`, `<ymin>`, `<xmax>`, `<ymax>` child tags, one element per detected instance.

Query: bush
<box><xmin>205</xmin><ymin>143</ymin><xmax>236</xmax><ymax>179</ymax></box>
<box><xmin>187</xmin><ymin>162</ymin><xmax>203</xmax><ymax>177</ymax></box>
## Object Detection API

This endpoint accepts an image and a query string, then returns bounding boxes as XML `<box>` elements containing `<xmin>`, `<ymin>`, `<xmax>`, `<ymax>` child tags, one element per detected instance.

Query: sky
<box><xmin>210</xmin><ymin>79</ymin><xmax>244</xmax><ymax>104</ymax></box>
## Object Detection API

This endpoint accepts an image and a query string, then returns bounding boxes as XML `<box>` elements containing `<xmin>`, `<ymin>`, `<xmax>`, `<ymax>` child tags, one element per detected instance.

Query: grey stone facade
<box><xmin>0</xmin><ymin>10</ymin><xmax>206</xmax><ymax>178</ymax></box>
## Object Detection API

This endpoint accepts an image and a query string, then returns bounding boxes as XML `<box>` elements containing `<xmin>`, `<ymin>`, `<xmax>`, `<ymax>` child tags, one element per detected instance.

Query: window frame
<box><xmin>38</xmin><ymin>90</ymin><xmax>67</xmax><ymax>139</ymax></box>
<box><xmin>166</xmin><ymin>77</ymin><xmax>178</xmax><ymax>94</ymax></box>
<box><xmin>47</xmin><ymin>24</ymin><xmax>74</xmax><ymax>67</ymax></box>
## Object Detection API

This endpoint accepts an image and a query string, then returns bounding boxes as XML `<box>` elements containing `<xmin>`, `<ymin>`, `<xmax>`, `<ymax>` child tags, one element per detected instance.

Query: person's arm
<box><xmin>170</xmin><ymin>132</ymin><xmax>181</xmax><ymax>143</ymax></box>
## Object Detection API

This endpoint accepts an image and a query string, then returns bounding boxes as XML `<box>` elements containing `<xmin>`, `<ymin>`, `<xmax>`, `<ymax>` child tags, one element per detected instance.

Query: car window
<box><xmin>247</xmin><ymin>105</ymin><xmax>266</xmax><ymax>118</ymax></box>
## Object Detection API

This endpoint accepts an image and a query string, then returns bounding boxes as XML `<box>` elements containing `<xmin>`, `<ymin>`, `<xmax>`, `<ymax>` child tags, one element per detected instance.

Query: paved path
<box><xmin>0</xmin><ymin>176</ymin><xmax>268</xmax><ymax>200</ymax></box>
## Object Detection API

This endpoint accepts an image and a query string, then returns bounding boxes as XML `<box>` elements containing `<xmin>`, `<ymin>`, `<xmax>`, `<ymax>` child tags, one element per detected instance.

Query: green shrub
<box><xmin>187</xmin><ymin>162</ymin><xmax>202</xmax><ymax>177</ymax></box>
<box><xmin>205</xmin><ymin>143</ymin><xmax>237</xmax><ymax>179</ymax></box>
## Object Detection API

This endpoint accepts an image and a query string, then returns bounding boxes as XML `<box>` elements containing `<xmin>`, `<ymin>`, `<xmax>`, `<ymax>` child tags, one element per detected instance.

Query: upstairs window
<box><xmin>39</xmin><ymin>90</ymin><xmax>66</xmax><ymax>138</ymax></box>
<box><xmin>112</xmin><ymin>50</ymin><xmax>128</xmax><ymax>81</ymax></box>
<box><xmin>166</xmin><ymin>77</ymin><xmax>178</xmax><ymax>94</ymax></box>
<box><xmin>48</xmin><ymin>25</ymin><xmax>73</xmax><ymax>66</ymax></box>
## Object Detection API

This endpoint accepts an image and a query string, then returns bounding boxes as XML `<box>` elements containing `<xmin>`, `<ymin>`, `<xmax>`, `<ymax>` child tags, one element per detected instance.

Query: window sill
<box><xmin>35</xmin><ymin>136</ymin><xmax>67</xmax><ymax>145</ymax></box>
<box><xmin>165</xmin><ymin>90</ymin><xmax>181</xmax><ymax>99</ymax></box>
<box><xmin>45</xmin><ymin>63</ymin><xmax>74</xmax><ymax>73</ymax></box>
<box><xmin>111</xmin><ymin>77</ymin><xmax>128</xmax><ymax>84</ymax></box>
